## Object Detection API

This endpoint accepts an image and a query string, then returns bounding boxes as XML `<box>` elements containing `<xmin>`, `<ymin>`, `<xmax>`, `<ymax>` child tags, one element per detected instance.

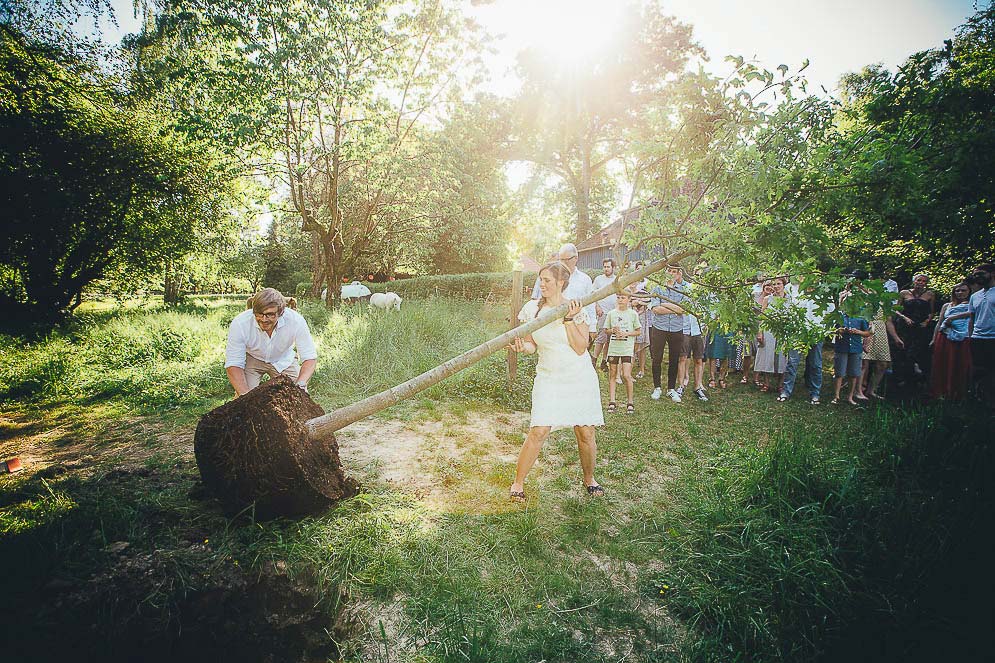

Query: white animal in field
<box><xmin>369</xmin><ymin>292</ymin><xmax>402</xmax><ymax>311</ymax></box>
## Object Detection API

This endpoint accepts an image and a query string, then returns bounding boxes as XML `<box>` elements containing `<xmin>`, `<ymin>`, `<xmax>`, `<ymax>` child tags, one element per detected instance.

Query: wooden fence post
<box><xmin>507</xmin><ymin>270</ymin><xmax>523</xmax><ymax>389</ymax></box>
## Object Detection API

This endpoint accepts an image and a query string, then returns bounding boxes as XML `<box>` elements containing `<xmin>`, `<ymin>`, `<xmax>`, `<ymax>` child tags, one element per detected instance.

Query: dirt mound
<box><xmin>16</xmin><ymin>551</ymin><xmax>344</xmax><ymax>663</ymax></box>
<box><xmin>194</xmin><ymin>376</ymin><xmax>357</xmax><ymax>518</ymax></box>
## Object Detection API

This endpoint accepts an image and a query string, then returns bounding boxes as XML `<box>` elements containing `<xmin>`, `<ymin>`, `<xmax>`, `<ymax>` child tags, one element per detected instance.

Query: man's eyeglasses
<box><xmin>254</xmin><ymin>311</ymin><xmax>279</xmax><ymax>320</ymax></box>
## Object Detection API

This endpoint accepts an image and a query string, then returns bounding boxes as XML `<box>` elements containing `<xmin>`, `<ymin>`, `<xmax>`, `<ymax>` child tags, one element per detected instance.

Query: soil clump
<box><xmin>194</xmin><ymin>376</ymin><xmax>357</xmax><ymax>518</ymax></box>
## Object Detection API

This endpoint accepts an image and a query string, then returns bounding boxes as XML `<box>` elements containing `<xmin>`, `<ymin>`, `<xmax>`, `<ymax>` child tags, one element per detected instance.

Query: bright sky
<box><xmin>467</xmin><ymin>0</ymin><xmax>981</xmax><ymax>96</ymax></box>
<box><xmin>93</xmin><ymin>0</ymin><xmax>980</xmax><ymax>97</ymax></box>
<box><xmin>85</xmin><ymin>0</ymin><xmax>982</xmax><ymax>238</ymax></box>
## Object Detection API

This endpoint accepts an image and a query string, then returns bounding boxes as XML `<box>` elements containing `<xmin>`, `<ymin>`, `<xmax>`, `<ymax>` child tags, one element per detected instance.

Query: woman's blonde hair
<box><xmin>251</xmin><ymin>288</ymin><xmax>286</xmax><ymax>316</ymax></box>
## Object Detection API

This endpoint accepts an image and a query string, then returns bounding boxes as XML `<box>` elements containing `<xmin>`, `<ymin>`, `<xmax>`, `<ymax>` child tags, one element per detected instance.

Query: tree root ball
<box><xmin>194</xmin><ymin>376</ymin><xmax>358</xmax><ymax>519</ymax></box>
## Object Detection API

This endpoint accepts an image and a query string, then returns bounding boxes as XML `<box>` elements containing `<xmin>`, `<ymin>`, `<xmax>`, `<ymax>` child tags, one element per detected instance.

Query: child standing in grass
<box><xmin>606</xmin><ymin>289</ymin><xmax>641</xmax><ymax>414</ymax></box>
<box><xmin>832</xmin><ymin>311</ymin><xmax>872</xmax><ymax>405</ymax></box>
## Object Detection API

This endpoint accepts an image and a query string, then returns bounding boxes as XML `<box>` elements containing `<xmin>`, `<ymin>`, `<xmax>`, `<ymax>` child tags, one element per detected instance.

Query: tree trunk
<box><xmin>307</xmin><ymin>254</ymin><xmax>689</xmax><ymax>440</ymax></box>
<box><xmin>310</xmin><ymin>231</ymin><xmax>323</xmax><ymax>297</ymax></box>
<box><xmin>576</xmin><ymin>144</ymin><xmax>593</xmax><ymax>243</ymax></box>
<box><xmin>163</xmin><ymin>259</ymin><xmax>180</xmax><ymax>304</ymax></box>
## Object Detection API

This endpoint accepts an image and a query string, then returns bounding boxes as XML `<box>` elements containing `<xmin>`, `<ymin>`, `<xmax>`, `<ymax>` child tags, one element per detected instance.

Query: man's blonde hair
<box><xmin>251</xmin><ymin>288</ymin><xmax>286</xmax><ymax>316</ymax></box>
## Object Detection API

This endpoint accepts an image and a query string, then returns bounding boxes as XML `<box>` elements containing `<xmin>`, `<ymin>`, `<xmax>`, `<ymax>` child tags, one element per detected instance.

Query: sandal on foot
<box><xmin>607</xmin><ymin>402</ymin><xmax>617</xmax><ymax>413</ymax></box>
<box><xmin>776</xmin><ymin>394</ymin><xmax>788</xmax><ymax>402</ymax></box>
<box><xmin>708</xmin><ymin>379</ymin><xmax>717</xmax><ymax>388</ymax></box>
<box><xmin>830</xmin><ymin>398</ymin><xmax>839</xmax><ymax>405</ymax></box>
<box><xmin>586</xmin><ymin>484</ymin><xmax>605</xmax><ymax>497</ymax></box>
<box><xmin>759</xmin><ymin>384</ymin><xmax>770</xmax><ymax>393</ymax></box>
<box><xmin>509</xmin><ymin>490</ymin><xmax>526</xmax><ymax>502</ymax></box>
<box><xmin>626</xmin><ymin>403</ymin><xmax>634</xmax><ymax>414</ymax></box>
<box><xmin>719</xmin><ymin>379</ymin><xmax>728</xmax><ymax>389</ymax></box>
<box><xmin>740</xmin><ymin>376</ymin><xmax>749</xmax><ymax>384</ymax></box>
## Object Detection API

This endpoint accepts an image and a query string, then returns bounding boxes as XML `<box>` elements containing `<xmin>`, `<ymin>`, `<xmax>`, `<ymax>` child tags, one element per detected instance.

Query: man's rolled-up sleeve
<box><xmin>295</xmin><ymin>320</ymin><xmax>318</xmax><ymax>362</ymax></box>
<box><xmin>224</xmin><ymin>321</ymin><xmax>247</xmax><ymax>369</ymax></box>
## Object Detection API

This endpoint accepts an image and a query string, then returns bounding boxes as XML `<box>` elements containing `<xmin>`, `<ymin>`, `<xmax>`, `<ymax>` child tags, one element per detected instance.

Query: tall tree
<box><xmin>812</xmin><ymin>6</ymin><xmax>995</xmax><ymax>278</ymax></box>
<box><xmin>0</xmin><ymin>26</ymin><xmax>228</xmax><ymax>324</ymax></box>
<box><xmin>147</xmin><ymin>0</ymin><xmax>489</xmax><ymax>306</ymax></box>
<box><xmin>508</xmin><ymin>2</ymin><xmax>701</xmax><ymax>242</ymax></box>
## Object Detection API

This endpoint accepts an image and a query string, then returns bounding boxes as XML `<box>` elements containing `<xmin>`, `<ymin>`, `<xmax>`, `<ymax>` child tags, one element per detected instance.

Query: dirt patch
<box><xmin>13</xmin><ymin>546</ymin><xmax>345</xmax><ymax>663</ymax></box>
<box><xmin>194</xmin><ymin>376</ymin><xmax>358</xmax><ymax>518</ymax></box>
<box><xmin>0</xmin><ymin>409</ymin><xmax>194</xmax><ymax>480</ymax></box>
<box><xmin>336</xmin><ymin>410</ymin><xmax>529</xmax><ymax>507</ymax></box>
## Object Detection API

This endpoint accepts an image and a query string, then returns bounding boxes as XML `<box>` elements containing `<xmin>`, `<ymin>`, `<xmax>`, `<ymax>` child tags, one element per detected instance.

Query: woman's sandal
<box><xmin>719</xmin><ymin>379</ymin><xmax>728</xmax><ymax>389</ymax></box>
<box><xmin>586</xmin><ymin>484</ymin><xmax>605</xmax><ymax>497</ymax></box>
<box><xmin>626</xmin><ymin>403</ymin><xmax>634</xmax><ymax>414</ymax></box>
<box><xmin>509</xmin><ymin>490</ymin><xmax>526</xmax><ymax>502</ymax></box>
<box><xmin>740</xmin><ymin>376</ymin><xmax>749</xmax><ymax>384</ymax></box>
<box><xmin>759</xmin><ymin>384</ymin><xmax>770</xmax><ymax>393</ymax></box>
<box><xmin>607</xmin><ymin>402</ymin><xmax>617</xmax><ymax>413</ymax></box>
<box><xmin>708</xmin><ymin>379</ymin><xmax>717</xmax><ymax>388</ymax></box>
<box><xmin>830</xmin><ymin>397</ymin><xmax>839</xmax><ymax>405</ymax></box>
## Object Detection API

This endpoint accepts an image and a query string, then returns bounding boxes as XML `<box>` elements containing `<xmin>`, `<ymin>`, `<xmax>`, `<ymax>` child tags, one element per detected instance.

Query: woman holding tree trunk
<box><xmin>506</xmin><ymin>261</ymin><xmax>605</xmax><ymax>502</ymax></box>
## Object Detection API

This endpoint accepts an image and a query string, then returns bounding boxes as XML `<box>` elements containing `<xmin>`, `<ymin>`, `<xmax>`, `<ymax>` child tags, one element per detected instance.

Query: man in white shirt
<box><xmin>779</xmin><ymin>276</ymin><xmax>832</xmax><ymax>405</ymax></box>
<box><xmin>556</xmin><ymin>243</ymin><xmax>596</xmax><ymax>325</ymax></box>
<box><xmin>225</xmin><ymin>287</ymin><xmax>318</xmax><ymax>397</ymax></box>
<box><xmin>591</xmin><ymin>258</ymin><xmax>618</xmax><ymax>369</ymax></box>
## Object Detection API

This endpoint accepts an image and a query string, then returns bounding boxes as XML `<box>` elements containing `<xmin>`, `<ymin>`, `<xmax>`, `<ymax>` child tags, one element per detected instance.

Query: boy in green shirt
<box><xmin>606</xmin><ymin>289</ymin><xmax>641</xmax><ymax>414</ymax></box>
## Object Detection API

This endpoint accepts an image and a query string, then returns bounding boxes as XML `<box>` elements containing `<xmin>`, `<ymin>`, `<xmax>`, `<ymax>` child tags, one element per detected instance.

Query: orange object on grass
<box><xmin>3</xmin><ymin>457</ymin><xmax>22</xmax><ymax>473</ymax></box>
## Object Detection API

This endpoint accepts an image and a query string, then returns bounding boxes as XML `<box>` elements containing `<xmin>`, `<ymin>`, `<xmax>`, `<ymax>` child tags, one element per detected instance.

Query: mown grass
<box><xmin>1</xmin><ymin>297</ymin><xmax>991</xmax><ymax>662</ymax></box>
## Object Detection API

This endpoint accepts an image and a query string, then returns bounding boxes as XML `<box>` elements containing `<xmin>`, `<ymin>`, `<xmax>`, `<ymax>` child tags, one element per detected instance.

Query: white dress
<box><xmin>519</xmin><ymin>300</ymin><xmax>604</xmax><ymax>429</ymax></box>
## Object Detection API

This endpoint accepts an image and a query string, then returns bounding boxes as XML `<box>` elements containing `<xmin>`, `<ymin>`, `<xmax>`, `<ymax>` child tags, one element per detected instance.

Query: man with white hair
<box><xmin>556</xmin><ymin>243</ymin><xmax>596</xmax><ymax>333</ymax></box>
<box><xmin>225</xmin><ymin>287</ymin><xmax>318</xmax><ymax>396</ymax></box>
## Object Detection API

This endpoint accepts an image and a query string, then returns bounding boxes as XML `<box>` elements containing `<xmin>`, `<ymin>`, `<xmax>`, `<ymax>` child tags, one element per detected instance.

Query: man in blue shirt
<box><xmin>650</xmin><ymin>264</ymin><xmax>688</xmax><ymax>402</ymax></box>
<box><xmin>968</xmin><ymin>263</ymin><xmax>995</xmax><ymax>407</ymax></box>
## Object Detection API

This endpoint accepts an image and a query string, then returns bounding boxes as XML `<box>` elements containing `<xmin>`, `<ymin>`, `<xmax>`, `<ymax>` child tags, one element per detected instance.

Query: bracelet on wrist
<box><xmin>564</xmin><ymin>316</ymin><xmax>574</xmax><ymax>322</ymax></box>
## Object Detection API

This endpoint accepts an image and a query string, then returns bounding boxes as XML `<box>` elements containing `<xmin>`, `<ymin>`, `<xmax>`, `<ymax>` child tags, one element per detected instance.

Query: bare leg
<box><xmin>847</xmin><ymin>376</ymin><xmax>859</xmax><ymax>404</ymax></box>
<box><xmin>623</xmin><ymin>361</ymin><xmax>634</xmax><ymax>404</ymax></box>
<box><xmin>869</xmin><ymin>361</ymin><xmax>889</xmax><ymax>397</ymax></box>
<box><xmin>574</xmin><ymin>425</ymin><xmax>599</xmax><ymax>488</ymax></box>
<box><xmin>638</xmin><ymin>347</ymin><xmax>648</xmax><ymax>375</ymax></box>
<box><xmin>511</xmin><ymin>426</ymin><xmax>551</xmax><ymax>493</ymax></box>
<box><xmin>608</xmin><ymin>361</ymin><xmax>618</xmax><ymax>403</ymax></box>
<box><xmin>678</xmin><ymin>356</ymin><xmax>688</xmax><ymax>389</ymax></box>
<box><xmin>591</xmin><ymin>342</ymin><xmax>604</xmax><ymax>365</ymax></box>
<box><xmin>694</xmin><ymin>358</ymin><xmax>704</xmax><ymax>390</ymax></box>
<box><xmin>834</xmin><ymin>375</ymin><xmax>844</xmax><ymax>401</ymax></box>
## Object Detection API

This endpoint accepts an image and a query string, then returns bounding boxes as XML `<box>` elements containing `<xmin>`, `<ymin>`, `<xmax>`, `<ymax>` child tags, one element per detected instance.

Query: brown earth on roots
<box><xmin>194</xmin><ymin>376</ymin><xmax>358</xmax><ymax>519</ymax></box>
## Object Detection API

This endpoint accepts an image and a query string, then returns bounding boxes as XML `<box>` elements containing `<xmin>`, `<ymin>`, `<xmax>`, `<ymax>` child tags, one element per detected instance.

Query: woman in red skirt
<box><xmin>929</xmin><ymin>282</ymin><xmax>973</xmax><ymax>400</ymax></box>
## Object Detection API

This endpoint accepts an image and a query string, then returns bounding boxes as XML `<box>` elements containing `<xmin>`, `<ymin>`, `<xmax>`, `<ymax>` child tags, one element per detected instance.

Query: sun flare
<box><xmin>518</xmin><ymin>0</ymin><xmax>629</xmax><ymax>64</ymax></box>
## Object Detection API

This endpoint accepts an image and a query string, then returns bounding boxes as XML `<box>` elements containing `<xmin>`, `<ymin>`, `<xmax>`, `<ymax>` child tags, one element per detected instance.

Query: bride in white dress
<box><xmin>507</xmin><ymin>261</ymin><xmax>605</xmax><ymax>502</ymax></box>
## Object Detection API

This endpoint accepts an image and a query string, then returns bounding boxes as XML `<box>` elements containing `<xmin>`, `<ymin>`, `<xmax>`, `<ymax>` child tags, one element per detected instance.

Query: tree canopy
<box><xmin>0</xmin><ymin>25</ymin><xmax>230</xmax><ymax>324</ymax></box>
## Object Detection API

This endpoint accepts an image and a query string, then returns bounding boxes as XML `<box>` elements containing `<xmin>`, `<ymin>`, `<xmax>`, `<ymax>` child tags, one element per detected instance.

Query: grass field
<box><xmin>0</xmin><ymin>297</ymin><xmax>990</xmax><ymax>662</ymax></box>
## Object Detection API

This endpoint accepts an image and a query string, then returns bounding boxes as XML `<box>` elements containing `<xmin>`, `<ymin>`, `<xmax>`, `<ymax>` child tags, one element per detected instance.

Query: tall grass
<box><xmin>2</xmin><ymin>296</ymin><xmax>990</xmax><ymax>661</ymax></box>
<box><xmin>654</xmin><ymin>405</ymin><xmax>992</xmax><ymax>662</ymax></box>
<box><xmin>0</xmin><ymin>296</ymin><xmax>532</xmax><ymax>422</ymax></box>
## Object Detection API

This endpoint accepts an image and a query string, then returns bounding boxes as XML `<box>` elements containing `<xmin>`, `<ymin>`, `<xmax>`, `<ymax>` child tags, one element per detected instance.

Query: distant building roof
<box><xmin>576</xmin><ymin>207</ymin><xmax>643</xmax><ymax>253</ymax></box>
<box><xmin>516</xmin><ymin>255</ymin><xmax>542</xmax><ymax>272</ymax></box>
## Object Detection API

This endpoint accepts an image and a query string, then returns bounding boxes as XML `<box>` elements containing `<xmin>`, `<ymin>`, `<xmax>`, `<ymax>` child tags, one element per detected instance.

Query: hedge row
<box><xmin>367</xmin><ymin>272</ymin><xmax>539</xmax><ymax>301</ymax></box>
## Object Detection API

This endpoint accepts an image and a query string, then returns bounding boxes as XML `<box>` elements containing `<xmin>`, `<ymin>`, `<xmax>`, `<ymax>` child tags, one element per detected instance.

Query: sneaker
<box><xmin>694</xmin><ymin>388</ymin><xmax>708</xmax><ymax>401</ymax></box>
<box><xmin>616</xmin><ymin>376</ymin><xmax>622</xmax><ymax>384</ymax></box>
<box><xmin>676</xmin><ymin>386</ymin><xmax>685</xmax><ymax>397</ymax></box>
<box><xmin>667</xmin><ymin>389</ymin><xmax>682</xmax><ymax>403</ymax></box>
<box><xmin>651</xmin><ymin>387</ymin><xmax>662</xmax><ymax>400</ymax></box>
<box><xmin>810</xmin><ymin>396</ymin><xmax>820</xmax><ymax>405</ymax></box>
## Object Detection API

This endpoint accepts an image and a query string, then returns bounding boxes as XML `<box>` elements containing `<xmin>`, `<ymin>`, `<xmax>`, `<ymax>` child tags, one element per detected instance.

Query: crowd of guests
<box><xmin>508</xmin><ymin>249</ymin><xmax>993</xmax><ymax>500</ymax></box>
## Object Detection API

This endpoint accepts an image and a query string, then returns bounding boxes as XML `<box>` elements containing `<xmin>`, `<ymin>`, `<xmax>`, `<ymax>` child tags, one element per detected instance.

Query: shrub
<box><xmin>369</xmin><ymin>272</ymin><xmax>537</xmax><ymax>302</ymax></box>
